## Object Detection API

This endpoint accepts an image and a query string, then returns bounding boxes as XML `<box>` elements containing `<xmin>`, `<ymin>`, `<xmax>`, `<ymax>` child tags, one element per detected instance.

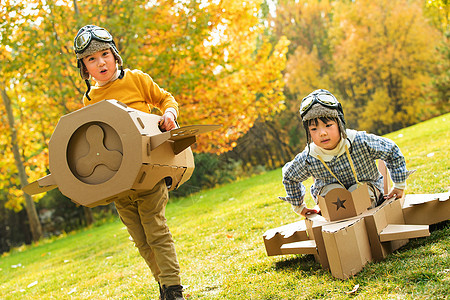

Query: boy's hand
<box><xmin>159</xmin><ymin>112</ymin><xmax>176</xmax><ymax>131</ymax></box>
<box><xmin>385</xmin><ymin>187</ymin><xmax>404</xmax><ymax>199</ymax></box>
<box><xmin>300</xmin><ymin>207</ymin><xmax>320</xmax><ymax>217</ymax></box>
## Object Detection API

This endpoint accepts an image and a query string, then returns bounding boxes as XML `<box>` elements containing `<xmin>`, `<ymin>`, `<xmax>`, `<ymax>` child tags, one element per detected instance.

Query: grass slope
<box><xmin>1</xmin><ymin>113</ymin><xmax>449</xmax><ymax>299</ymax></box>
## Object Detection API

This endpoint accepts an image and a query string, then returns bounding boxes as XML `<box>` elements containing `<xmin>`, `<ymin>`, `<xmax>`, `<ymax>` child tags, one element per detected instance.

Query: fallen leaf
<box><xmin>345</xmin><ymin>284</ymin><xmax>359</xmax><ymax>295</ymax></box>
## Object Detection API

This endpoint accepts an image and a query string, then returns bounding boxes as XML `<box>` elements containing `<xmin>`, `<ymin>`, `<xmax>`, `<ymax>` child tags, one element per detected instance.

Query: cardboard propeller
<box><xmin>23</xmin><ymin>99</ymin><xmax>221</xmax><ymax>207</ymax></box>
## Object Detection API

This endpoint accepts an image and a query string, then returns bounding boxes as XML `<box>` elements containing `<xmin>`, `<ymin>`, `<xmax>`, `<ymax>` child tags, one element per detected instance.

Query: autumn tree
<box><xmin>243</xmin><ymin>0</ymin><xmax>337</xmax><ymax>166</ymax></box>
<box><xmin>330</xmin><ymin>0</ymin><xmax>440</xmax><ymax>134</ymax></box>
<box><xmin>275</xmin><ymin>0</ymin><xmax>442</xmax><ymax>136</ymax></box>
<box><xmin>1</xmin><ymin>0</ymin><xmax>289</xmax><ymax>244</ymax></box>
<box><xmin>276</xmin><ymin>0</ymin><xmax>334</xmax><ymax>96</ymax></box>
<box><xmin>1</xmin><ymin>0</ymin><xmax>44</xmax><ymax>241</ymax></box>
<box><xmin>423</xmin><ymin>0</ymin><xmax>449</xmax><ymax>114</ymax></box>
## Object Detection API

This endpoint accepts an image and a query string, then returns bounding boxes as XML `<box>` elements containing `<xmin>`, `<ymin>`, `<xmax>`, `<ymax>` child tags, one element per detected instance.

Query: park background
<box><xmin>0</xmin><ymin>0</ymin><xmax>448</xmax><ymax>255</ymax></box>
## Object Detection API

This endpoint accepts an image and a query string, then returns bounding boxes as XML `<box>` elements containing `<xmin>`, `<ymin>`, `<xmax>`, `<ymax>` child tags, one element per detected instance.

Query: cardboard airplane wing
<box><xmin>23</xmin><ymin>99</ymin><xmax>221</xmax><ymax>208</ymax></box>
<box><xmin>262</xmin><ymin>194</ymin><xmax>443</xmax><ymax>279</ymax></box>
<box><xmin>263</xmin><ymin>158</ymin><xmax>448</xmax><ymax>279</ymax></box>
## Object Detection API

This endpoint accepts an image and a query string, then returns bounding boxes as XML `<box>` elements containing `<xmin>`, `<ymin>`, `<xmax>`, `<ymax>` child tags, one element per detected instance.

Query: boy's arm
<box><xmin>293</xmin><ymin>205</ymin><xmax>320</xmax><ymax>217</ymax></box>
<box><xmin>138</xmin><ymin>71</ymin><xmax>179</xmax><ymax>131</ymax></box>
<box><xmin>279</xmin><ymin>153</ymin><xmax>311</xmax><ymax>210</ymax></box>
<box><xmin>138</xmin><ymin>70</ymin><xmax>179</xmax><ymax>118</ymax></box>
<box><xmin>386</xmin><ymin>187</ymin><xmax>404</xmax><ymax>199</ymax></box>
<box><xmin>365</xmin><ymin>133</ymin><xmax>413</xmax><ymax>186</ymax></box>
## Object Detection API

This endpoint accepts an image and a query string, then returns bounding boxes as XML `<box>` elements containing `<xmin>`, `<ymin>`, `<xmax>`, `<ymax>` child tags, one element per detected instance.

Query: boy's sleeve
<box><xmin>139</xmin><ymin>71</ymin><xmax>179</xmax><ymax>116</ymax></box>
<box><xmin>364</xmin><ymin>133</ymin><xmax>413</xmax><ymax>184</ymax></box>
<box><xmin>279</xmin><ymin>152</ymin><xmax>310</xmax><ymax>207</ymax></box>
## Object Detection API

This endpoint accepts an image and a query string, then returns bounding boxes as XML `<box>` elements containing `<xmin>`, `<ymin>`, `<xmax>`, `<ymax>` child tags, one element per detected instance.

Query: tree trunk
<box><xmin>83</xmin><ymin>206</ymin><xmax>94</xmax><ymax>226</ymax></box>
<box><xmin>1</xmin><ymin>88</ymin><xmax>43</xmax><ymax>242</ymax></box>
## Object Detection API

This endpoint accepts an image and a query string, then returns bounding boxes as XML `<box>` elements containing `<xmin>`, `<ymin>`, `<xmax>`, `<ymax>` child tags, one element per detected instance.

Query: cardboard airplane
<box><xmin>263</xmin><ymin>162</ymin><xmax>450</xmax><ymax>279</ymax></box>
<box><xmin>23</xmin><ymin>99</ymin><xmax>221</xmax><ymax>207</ymax></box>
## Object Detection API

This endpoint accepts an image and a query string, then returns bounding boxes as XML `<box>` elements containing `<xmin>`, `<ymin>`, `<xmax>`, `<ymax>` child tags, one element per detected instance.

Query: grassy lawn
<box><xmin>1</xmin><ymin>113</ymin><xmax>449</xmax><ymax>299</ymax></box>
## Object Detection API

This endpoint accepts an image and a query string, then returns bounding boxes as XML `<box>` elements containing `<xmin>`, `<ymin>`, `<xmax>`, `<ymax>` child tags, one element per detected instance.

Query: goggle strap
<box><xmin>118</xmin><ymin>66</ymin><xmax>124</xmax><ymax>79</ymax></box>
<box><xmin>84</xmin><ymin>79</ymin><xmax>91</xmax><ymax>101</ymax></box>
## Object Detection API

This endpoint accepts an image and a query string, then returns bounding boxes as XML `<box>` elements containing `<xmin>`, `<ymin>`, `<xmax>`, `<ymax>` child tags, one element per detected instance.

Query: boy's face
<box><xmin>82</xmin><ymin>48</ymin><xmax>117</xmax><ymax>82</ymax></box>
<box><xmin>308</xmin><ymin>119</ymin><xmax>341</xmax><ymax>150</ymax></box>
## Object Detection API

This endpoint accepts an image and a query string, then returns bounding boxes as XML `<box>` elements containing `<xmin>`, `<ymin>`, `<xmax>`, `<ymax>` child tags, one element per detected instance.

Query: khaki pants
<box><xmin>115</xmin><ymin>180</ymin><xmax>181</xmax><ymax>286</ymax></box>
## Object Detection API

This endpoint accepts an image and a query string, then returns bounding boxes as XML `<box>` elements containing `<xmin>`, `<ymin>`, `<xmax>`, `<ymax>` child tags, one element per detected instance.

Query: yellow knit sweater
<box><xmin>83</xmin><ymin>69</ymin><xmax>179</xmax><ymax>116</ymax></box>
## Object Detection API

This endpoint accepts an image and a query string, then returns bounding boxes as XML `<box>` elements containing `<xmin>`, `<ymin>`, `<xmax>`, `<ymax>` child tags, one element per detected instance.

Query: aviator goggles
<box><xmin>299</xmin><ymin>91</ymin><xmax>340</xmax><ymax>118</ymax></box>
<box><xmin>74</xmin><ymin>27</ymin><xmax>113</xmax><ymax>54</ymax></box>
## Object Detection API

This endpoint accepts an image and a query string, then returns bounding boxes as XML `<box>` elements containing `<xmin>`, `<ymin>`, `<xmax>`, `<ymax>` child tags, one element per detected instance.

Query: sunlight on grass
<box><xmin>0</xmin><ymin>114</ymin><xmax>449</xmax><ymax>299</ymax></box>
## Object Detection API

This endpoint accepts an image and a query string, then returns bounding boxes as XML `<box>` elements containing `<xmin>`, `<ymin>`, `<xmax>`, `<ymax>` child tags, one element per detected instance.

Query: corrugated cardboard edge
<box><xmin>263</xmin><ymin>220</ymin><xmax>309</xmax><ymax>256</ymax></box>
<box><xmin>318</xmin><ymin>184</ymin><xmax>371</xmax><ymax>222</ymax></box>
<box><xmin>305</xmin><ymin>214</ymin><xmax>330</xmax><ymax>270</ymax></box>
<box><xmin>363</xmin><ymin>198</ymin><xmax>408</xmax><ymax>261</ymax></box>
<box><xmin>402</xmin><ymin>192</ymin><xmax>450</xmax><ymax>225</ymax></box>
<box><xmin>379</xmin><ymin>224</ymin><xmax>429</xmax><ymax>242</ymax></box>
<box><xmin>280</xmin><ymin>240</ymin><xmax>317</xmax><ymax>255</ymax></box>
<box><xmin>322</xmin><ymin>218</ymin><xmax>372</xmax><ymax>280</ymax></box>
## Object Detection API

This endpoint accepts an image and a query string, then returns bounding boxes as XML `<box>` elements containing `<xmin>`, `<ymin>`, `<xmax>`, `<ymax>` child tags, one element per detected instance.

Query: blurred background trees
<box><xmin>1</xmin><ymin>0</ymin><xmax>448</xmax><ymax>252</ymax></box>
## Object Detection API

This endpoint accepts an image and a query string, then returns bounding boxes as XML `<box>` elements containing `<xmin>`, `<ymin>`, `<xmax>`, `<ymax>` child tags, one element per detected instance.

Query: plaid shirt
<box><xmin>281</xmin><ymin>131</ymin><xmax>411</xmax><ymax>206</ymax></box>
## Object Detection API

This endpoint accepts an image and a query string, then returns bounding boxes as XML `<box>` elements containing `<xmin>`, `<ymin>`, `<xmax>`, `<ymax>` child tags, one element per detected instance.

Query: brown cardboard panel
<box><xmin>263</xmin><ymin>220</ymin><xmax>309</xmax><ymax>256</ymax></box>
<box><xmin>280</xmin><ymin>240</ymin><xmax>317</xmax><ymax>255</ymax></box>
<box><xmin>363</xmin><ymin>198</ymin><xmax>409</xmax><ymax>261</ymax></box>
<box><xmin>378</xmin><ymin>198</ymin><xmax>409</xmax><ymax>254</ymax></box>
<box><xmin>22</xmin><ymin>180</ymin><xmax>56</xmax><ymax>195</ymax></box>
<box><xmin>352</xmin><ymin>185</ymin><xmax>372</xmax><ymax>214</ymax></box>
<box><xmin>132</xmin><ymin>164</ymin><xmax>186</xmax><ymax>192</ymax></box>
<box><xmin>403</xmin><ymin>192</ymin><xmax>450</xmax><ymax>207</ymax></box>
<box><xmin>379</xmin><ymin>224</ymin><xmax>429</xmax><ymax>242</ymax></box>
<box><xmin>402</xmin><ymin>193</ymin><xmax>450</xmax><ymax>225</ymax></box>
<box><xmin>305</xmin><ymin>214</ymin><xmax>331</xmax><ymax>269</ymax></box>
<box><xmin>377</xmin><ymin>160</ymin><xmax>391</xmax><ymax>195</ymax></box>
<box><xmin>22</xmin><ymin>100</ymin><xmax>220</xmax><ymax>208</ymax></box>
<box><xmin>318</xmin><ymin>184</ymin><xmax>371</xmax><ymax>221</ymax></box>
<box><xmin>150</xmin><ymin>125</ymin><xmax>222</xmax><ymax>153</ymax></box>
<box><xmin>322</xmin><ymin>218</ymin><xmax>372</xmax><ymax>280</ymax></box>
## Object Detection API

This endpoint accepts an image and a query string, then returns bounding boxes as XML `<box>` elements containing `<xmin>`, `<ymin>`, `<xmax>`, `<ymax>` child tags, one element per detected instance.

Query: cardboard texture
<box><xmin>379</xmin><ymin>224</ymin><xmax>429</xmax><ymax>242</ymax></box>
<box><xmin>305</xmin><ymin>214</ymin><xmax>330</xmax><ymax>270</ymax></box>
<box><xmin>377</xmin><ymin>160</ymin><xmax>391</xmax><ymax>194</ymax></box>
<box><xmin>280</xmin><ymin>240</ymin><xmax>317</xmax><ymax>255</ymax></box>
<box><xmin>322</xmin><ymin>218</ymin><xmax>372</xmax><ymax>280</ymax></box>
<box><xmin>362</xmin><ymin>198</ymin><xmax>410</xmax><ymax>261</ymax></box>
<box><xmin>265</xmin><ymin>195</ymin><xmax>435</xmax><ymax>279</ymax></box>
<box><xmin>23</xmin><ymin>100</ymin><xmax>220</xmax><ymax>207</ymax></box>
<box><xmin>264</xmin><ymin>159</ymin><xmax>443</xmax><ymax>279</ymax></box>
<box><xmin>402</xmin><ymin>192</ymin><xmax>450</xmax><ymax>225</ymax></box>
<box><xmin>318</xmin><ymin>183</ymin><xmax>372</xmax><ymax>221</ymax></box>
<box><xmin>263</xmin><ymin>220</ymin><xmax>309</xmax><ymax>256</ymax></box>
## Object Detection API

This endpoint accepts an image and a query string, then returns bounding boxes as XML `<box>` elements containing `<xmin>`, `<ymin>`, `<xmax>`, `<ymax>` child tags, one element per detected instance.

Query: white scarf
<box><xmin>309</xmin><ymin>129</ymin><xmax>357</xmax><ymax>161</ymax></box>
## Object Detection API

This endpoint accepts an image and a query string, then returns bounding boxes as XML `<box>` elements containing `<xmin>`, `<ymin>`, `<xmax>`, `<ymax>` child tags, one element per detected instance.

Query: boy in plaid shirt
<box><xmin>281</xmin><ymin>89</ymin><xmax>413</xmax><ymax>217</ymax></box>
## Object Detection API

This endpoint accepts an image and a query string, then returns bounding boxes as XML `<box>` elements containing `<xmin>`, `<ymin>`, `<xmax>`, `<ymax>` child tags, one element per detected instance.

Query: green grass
<box><xmin>1</xmin><ymin>113</ymin><xmax>449</xmax><ymax>299</ymax></box>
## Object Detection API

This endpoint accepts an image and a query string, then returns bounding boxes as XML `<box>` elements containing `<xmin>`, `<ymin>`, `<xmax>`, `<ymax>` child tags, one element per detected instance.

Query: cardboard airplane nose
<box><xmin>23</xmin><ymin>100</ymin><xmax>220</xmax><ymax>207</ymax></box>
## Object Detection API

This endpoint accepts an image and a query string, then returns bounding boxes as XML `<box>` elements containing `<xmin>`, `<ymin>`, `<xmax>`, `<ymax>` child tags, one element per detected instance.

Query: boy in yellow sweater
<box><xmin>74</xmin><ymin>25</ymin><xmax>184</xmax><ymax>300</ymax></box>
